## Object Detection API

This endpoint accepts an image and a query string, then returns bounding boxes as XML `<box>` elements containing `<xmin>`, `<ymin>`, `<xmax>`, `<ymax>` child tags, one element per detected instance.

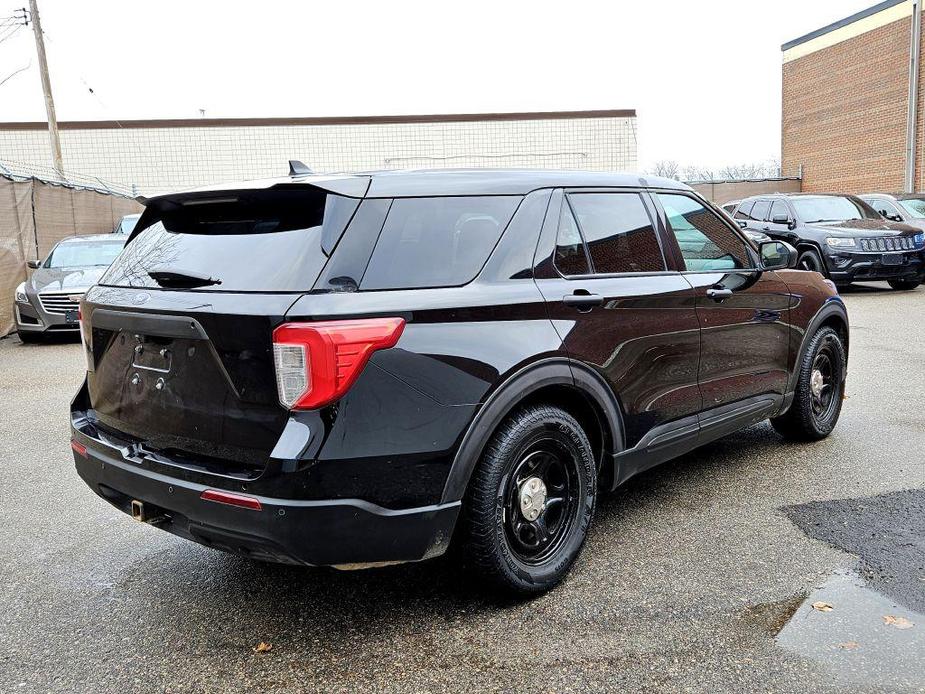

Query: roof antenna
<box><xmin>288</xmin><ymin>160</ymin><xmax>313</xmax><ymax>176</ymax></box>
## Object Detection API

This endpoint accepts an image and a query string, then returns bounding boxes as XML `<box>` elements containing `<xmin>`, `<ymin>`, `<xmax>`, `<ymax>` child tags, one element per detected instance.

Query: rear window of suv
<box><xmin>360</xmin><ymin>196</ymin><xmax>520</xmax><ymax>290</ymax></box>
<box><xmin>101</xmin><ymin>189</ymin><xmax>359</xmax><ymax>292</ymax></box>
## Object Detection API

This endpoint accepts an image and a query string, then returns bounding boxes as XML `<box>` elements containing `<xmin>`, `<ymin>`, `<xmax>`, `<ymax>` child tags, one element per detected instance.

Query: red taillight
<box><xmin>70</xmin><ymin>439</ymin><xmax>87</xmax><ymax>457</ymax></box>
<box><xmin>200</xmin><ymin>489</ymin><xmax>263</xmax><ymax>511</ymax></box>
<box><xmin>272</xmin><ymin>317</ymin><xmax>405</xmax><ymax>410</ymax></box>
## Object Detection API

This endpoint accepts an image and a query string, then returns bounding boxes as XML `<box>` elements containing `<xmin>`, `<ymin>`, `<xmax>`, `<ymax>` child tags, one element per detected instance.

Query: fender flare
<box><xmin>439</xmin><ymin>358</ymin><xmax>625</xmax><ymax>504</ymax></box>
<box><xmin>794</xmin><ymin>240</ymin><xmax>830</xmax><ymax>275</ymax></box>
<box><xmin>786</xmin><ymin>298</ymin><xmax>849</xmax><ymax>394</ymax></box>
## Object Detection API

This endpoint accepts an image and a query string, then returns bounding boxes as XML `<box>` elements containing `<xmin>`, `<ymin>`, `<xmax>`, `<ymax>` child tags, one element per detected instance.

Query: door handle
<box><xmin>562</xmin><ymin>291</ymin><xmax>604</xmax><ymax>311</ymax></box>
<box><xmin>706</xmin><ymin>288</ymin><xmax>733</xmax><ymax>302</ymax></box>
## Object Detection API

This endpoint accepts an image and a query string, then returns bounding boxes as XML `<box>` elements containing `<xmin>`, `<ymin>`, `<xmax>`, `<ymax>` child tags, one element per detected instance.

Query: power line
<box><xmin>0</xmin><ymin>23</ymin><xmax>22</xmax><ymax>43</ymax></box>
<box><xmin>0</xmin><ymin>59</ymin><xmax>29</xmax><ymax>88</ymax></box>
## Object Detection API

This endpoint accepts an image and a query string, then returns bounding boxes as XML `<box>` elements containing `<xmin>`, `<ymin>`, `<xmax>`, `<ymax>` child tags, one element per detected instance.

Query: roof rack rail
<box><xmin>288</xmin><ymin>160</ymin><xmax>313</xmax><ymax>176</ymax></box>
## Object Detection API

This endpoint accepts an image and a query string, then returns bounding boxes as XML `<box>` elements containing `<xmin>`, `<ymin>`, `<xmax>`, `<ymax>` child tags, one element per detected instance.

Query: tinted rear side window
<box><xmin>101</xmin><ymin>189</ymin><xmax>349</xmax><ymax>292</ymax></box>
<box><xmin>555</xmin><ymin>200</ymin><xmax>591</xmax><ymax>276</ymax></box>
<box><xmin>567</xmin><ymin>193</ymin><xmax>665</xmax><ymax>274</ymax></box>
<box><xmin>734</xmin><ymin>200</ymin><xmax>754</xmax><ymax>220</ymax></box>
<box><xmin>751</xmin><ymin>200</ymin><xmax>770</xmax><ymax>222</ymax></box>
<box><xmin>360</xmin><ymin>196</ymin><xmax>520</xmax><ymax>290</ymax></box>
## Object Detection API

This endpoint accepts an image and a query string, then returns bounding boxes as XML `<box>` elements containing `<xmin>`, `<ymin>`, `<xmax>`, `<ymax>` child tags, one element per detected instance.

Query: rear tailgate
<box><xmin>80</xmin><ymin>185</ymin><xmax>362</xmax><ymax>476</ymax></box>
<box><xmin>83</xmin><ymin>289</ymin><xmax>295</xmax><ymax>475</ymax></box>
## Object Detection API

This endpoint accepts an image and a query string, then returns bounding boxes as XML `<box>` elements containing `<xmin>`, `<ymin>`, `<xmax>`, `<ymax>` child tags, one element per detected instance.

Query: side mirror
<box><xmin>771</xmin><ymin>214</ymin><xmax>791</xmax><ymax>225</ymax></box>
<box><xmin>26</xmin><ymin>260</ymin><xmax>40</xmax><ymax>269</ymax></box>
<box><xmin>737</xmin><ymin>220</ymin><xmax>747</xmax><ymax>229</ymax></box>
<box><xmin>759</xmin><ymin>240</ymin><xmax>798</xmax><ymax>271</ymax></box>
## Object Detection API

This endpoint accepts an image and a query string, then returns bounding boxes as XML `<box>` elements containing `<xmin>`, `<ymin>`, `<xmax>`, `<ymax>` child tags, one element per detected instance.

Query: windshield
<box><xmin>117</xmin><ymin>215</ymin><xmax>140</xmax><ymax>233</ymax></box>
<box><xmin>899</xmin><ymin>199</ymin><xmax>925</xmax><ymax>219</ymax></box>
<box><xmin>45</xmin><ymin>240</ymin><xmax>126</xmax><ymax>268</ymax></box>
<box><xmin>791</xmin><ymin>196</ymin><xmax>873</xmax><ymax>223</ymax></box>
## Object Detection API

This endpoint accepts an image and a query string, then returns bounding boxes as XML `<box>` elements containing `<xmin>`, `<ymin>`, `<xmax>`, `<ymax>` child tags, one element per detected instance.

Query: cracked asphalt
<box><xmin>1</xmin><ymin>282</ymin><xmax>923</xmax><ymax>693</ymax></box>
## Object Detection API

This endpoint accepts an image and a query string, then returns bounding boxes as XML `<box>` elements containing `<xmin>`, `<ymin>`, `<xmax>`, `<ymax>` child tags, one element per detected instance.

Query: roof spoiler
<box><xmin>288</xmin><ymin>160</ymin><xmax>313</xmax><ymax>176</ymax></box>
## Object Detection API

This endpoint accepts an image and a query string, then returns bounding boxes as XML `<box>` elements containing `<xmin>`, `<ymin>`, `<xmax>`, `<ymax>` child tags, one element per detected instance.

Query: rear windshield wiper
<box><xmin>147</xmin><ymin>267</ymin><xmax>222</xmax><ymax>288</ymax></box>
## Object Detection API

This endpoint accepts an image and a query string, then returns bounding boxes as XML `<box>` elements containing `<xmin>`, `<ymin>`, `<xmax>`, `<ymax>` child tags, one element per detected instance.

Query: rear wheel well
<box><xmin>502</xmin><ymin>384</ymin><xmax>612</xmax><ymax>486</ymax></box>
<box><xmin>818</xmin><ymin>314</ymin><xmax>849</xmax><ymax>359</ymax></box>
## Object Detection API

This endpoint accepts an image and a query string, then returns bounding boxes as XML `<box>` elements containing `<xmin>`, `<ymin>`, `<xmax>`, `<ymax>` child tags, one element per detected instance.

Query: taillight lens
<box><xmin>272</xmin><ymin>317</ymin><xmax>405</xmax><ymax>410</ymax></box>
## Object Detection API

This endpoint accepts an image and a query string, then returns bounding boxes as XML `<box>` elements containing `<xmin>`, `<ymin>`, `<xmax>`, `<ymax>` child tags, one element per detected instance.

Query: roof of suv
<box><xmin>141</xmin><ymin>169</ymin><xmax>691</xmax><ymax>205</ymax></box>
<box><xmin>58</xmin><ymin>233</ymin><xmax>127</xmax><ymax>243</ymax></box>
<box><xmin>860</xmin><ymin>193</ymin><xmax>925</xmax><ymax>200</ymax></box>
<box><xmin>743</xmin><ymin>192</ymin><xmax>859</xmax><ymax>199</ymax></box>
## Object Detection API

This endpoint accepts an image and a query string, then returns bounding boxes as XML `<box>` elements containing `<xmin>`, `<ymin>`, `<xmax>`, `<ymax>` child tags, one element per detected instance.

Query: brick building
<box><xmin>782</xmin><ymin>0</ymin><xmax>924</xmax><ymax>193</ymax></box>
<box><xmin>0</xmin><ymin>110</ymin><xmax>637</xmax><ymax>196</ymax></box>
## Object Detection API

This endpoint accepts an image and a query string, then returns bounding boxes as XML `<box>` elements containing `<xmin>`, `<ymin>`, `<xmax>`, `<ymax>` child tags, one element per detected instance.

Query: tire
<box><xmin>459</xmin><ymin>405</ymin><xmax>596</xmax><ymax>595</ymax></box>
<box><xmin>16</xmin><ymin>330</ymin><xmax>44</xmax><ymax>344</ymax></box>
<box><xmin>771</xmin><ymin>326</ymin><xmax>846</xmax><ymax>441</ymax></box>
<box><xmin>887</xmin><ymin>278</ymin><xmax>921</xmax><ymax>291</ymax></box>
<box><xmin>797</xmin><ymin>248</ymin><xmax>825</xmax><ymax>275</ymax></box>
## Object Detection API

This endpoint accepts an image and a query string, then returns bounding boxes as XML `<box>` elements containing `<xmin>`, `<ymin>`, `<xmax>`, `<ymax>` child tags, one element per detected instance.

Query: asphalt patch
<box><xmin>784</xmin><ymin>489</ymin><xmax>925</xmax><ymax>613</ymax></box>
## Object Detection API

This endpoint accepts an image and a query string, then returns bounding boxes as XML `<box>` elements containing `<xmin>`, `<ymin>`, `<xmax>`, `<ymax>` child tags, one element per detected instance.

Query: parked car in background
<box><xmin>71</xmin><ymin>168</ymin><xmax>848</xmax><ymax>594</ymax></box>
<box><xmin>735</xmin><ymin>193</ymin><xmax>925</xmax><ymax>290</ymax></box>
<box><xmin>719</xmin><ymin>199</ymin><xmax>772</xmax><ymax>244</ymax></box>
<box><xmin>859</xmin><ymin>194</ymin><xmax>925</xmax><ymax>230</ymax></box>
<box><xmin>113</xmin><ymin>213</ymin><xmax>141</xmax><ymax>234</ymax></box>
<box><xmin>14</xmin><ymin>234</ymin><xmax>127</xmax><ymax>342</ymax></box>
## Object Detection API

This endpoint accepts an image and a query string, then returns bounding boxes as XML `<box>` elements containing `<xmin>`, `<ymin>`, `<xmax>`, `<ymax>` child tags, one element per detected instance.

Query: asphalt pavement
<box><xmin>0</xmin><ymin>282</ymin><xmax>923</xmax><ymax>693</ymax></box>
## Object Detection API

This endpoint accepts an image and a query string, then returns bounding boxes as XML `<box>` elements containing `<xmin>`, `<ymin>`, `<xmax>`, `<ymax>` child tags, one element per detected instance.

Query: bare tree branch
<box><xmin>649</xmin><ymin>160</ymin><xmax>681</xmax><ymax>180</ymax></box>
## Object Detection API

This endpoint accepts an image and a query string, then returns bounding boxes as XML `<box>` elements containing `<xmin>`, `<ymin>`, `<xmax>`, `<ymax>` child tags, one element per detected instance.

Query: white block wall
<box><xmin>0</xmin><ymin>114</ymin><xmax>637</xmax><ymax>196</ymax></box>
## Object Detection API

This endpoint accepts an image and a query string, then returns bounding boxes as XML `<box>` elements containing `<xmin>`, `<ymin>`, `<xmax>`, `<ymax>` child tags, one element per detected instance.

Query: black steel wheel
<box><xmin>809</xmin><ymin>344</ymin><xmax>838</xmax><ymax>423</ymax></box>
<box><xmin>502</xmin><ymin>443</ymin><xmax>580</xmax><ymax>565</ymax></box>
<box><xmin>460</xmin><ymin>405</ymin><xmax>596</xmax><ymax>595</ymax></box>
<box><xmin>771</xmin><ymin>326</ymin><xmax>846</xmax><ymax>441</ymax></box>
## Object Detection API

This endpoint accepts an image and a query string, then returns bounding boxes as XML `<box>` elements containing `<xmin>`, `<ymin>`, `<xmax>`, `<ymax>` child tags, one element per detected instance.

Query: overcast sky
<box><xmin>0</xmin><ymin>0</ymin><xmax>881</xmax><ymax>172</ymax></box>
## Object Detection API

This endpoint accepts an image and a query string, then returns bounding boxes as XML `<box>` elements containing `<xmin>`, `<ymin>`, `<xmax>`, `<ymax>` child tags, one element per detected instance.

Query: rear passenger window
<box><xmin>566</xmin><ymin>193</ymin><xmax>665</xmax><ymax>274</ymax></box>
<box><xmin>751</xmin><ymin>200</ymin><xmax>770</xmax><ymax>223</ymax></box>
<box><xmin>555</xmin><ymin>201</ymin><xmax>591</xmax><ymax>276</ymax></box>
<box><xmin>657</xmin><ymin>193</ymin><xmax>752</xmax><ymax>272</ymax></box>
<box><xmin>361</xmin><ymin>196</ymin><xmax>520</xmax><ymax>290</ymax></box>
<box><xmin>734</xmin><ymin>200</ymin><xmax>754</xmax><ymax>220</ymax></box>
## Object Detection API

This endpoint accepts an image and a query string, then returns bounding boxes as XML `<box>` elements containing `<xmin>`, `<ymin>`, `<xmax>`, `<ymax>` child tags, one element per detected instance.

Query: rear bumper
<box><xmin>72</xmin><ymin>432</ymin><xmax>459</xmax><ymax>568</ymax></box>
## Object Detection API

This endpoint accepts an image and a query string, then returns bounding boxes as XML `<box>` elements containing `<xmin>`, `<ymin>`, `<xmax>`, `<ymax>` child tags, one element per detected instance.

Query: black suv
<box><xmin>71</xmin><ymin>169</ymin><xmax>849</xmax><ymax>594</ymax></box>
<box><xmin>733</xmin><ymin>193</ymin><xmax>925</xmax><ymax>290</ymax></box>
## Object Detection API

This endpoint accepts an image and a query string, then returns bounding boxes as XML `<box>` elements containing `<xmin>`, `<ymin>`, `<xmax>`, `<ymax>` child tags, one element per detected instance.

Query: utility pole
<box><xmin>26</xmin><ymin>0</ymin><xmax>64</xmax><ymax>175</ymax></box>
<box><xmin>906</xmin><ymin>0</ymin><xmax>922</xmax><ymax>193</ymax></box>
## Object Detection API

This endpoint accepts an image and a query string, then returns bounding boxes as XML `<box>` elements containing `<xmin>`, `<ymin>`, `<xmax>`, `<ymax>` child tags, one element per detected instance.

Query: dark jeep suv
<box><xmin>71</xmin><ymin>169</ymin><xmax>849</xmax><ymax>594</ymax></box>
<box><xmin>733</xmin><ymin>193</ymin><xmax>925</xmax><ymax>290</ymax></box>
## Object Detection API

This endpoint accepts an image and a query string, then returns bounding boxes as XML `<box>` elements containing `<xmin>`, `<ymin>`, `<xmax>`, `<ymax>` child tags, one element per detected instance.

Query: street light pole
<box><xmin>27</xmin><ymin>0</ymin><xmax>64</xmax><ymax>175</ymax></box>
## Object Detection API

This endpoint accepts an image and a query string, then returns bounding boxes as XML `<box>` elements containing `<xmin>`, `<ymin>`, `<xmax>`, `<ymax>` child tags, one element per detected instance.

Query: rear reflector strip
<box><xmin>70</xmin><ymin>439</ymin><xmax>88</xmax><ymax>457</ymax></box>
<box><xmin>200</xmin><ymin>489</ymin><xmax>263</xmax><ymax>511</ymax></box>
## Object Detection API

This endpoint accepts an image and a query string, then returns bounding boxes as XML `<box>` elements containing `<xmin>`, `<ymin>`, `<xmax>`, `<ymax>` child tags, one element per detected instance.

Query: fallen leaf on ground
<box><xmin>883</xmin><ymin>615</ymin><xmax>913</xmax><ymax>630</ymax></box>
<box><xmin>837</xmin><ymin>641</ymin><xmax>859</xmax><ymax>650</ymax></box>
<box><xmin>253</xmin><ymin>642</ymin><xmax>273</xmax><ymax>653</ymax></box>
<box><xmin>812</xmin><ymin>601</ymin><xmax>834</xmax><ymax>612</ymax></box>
